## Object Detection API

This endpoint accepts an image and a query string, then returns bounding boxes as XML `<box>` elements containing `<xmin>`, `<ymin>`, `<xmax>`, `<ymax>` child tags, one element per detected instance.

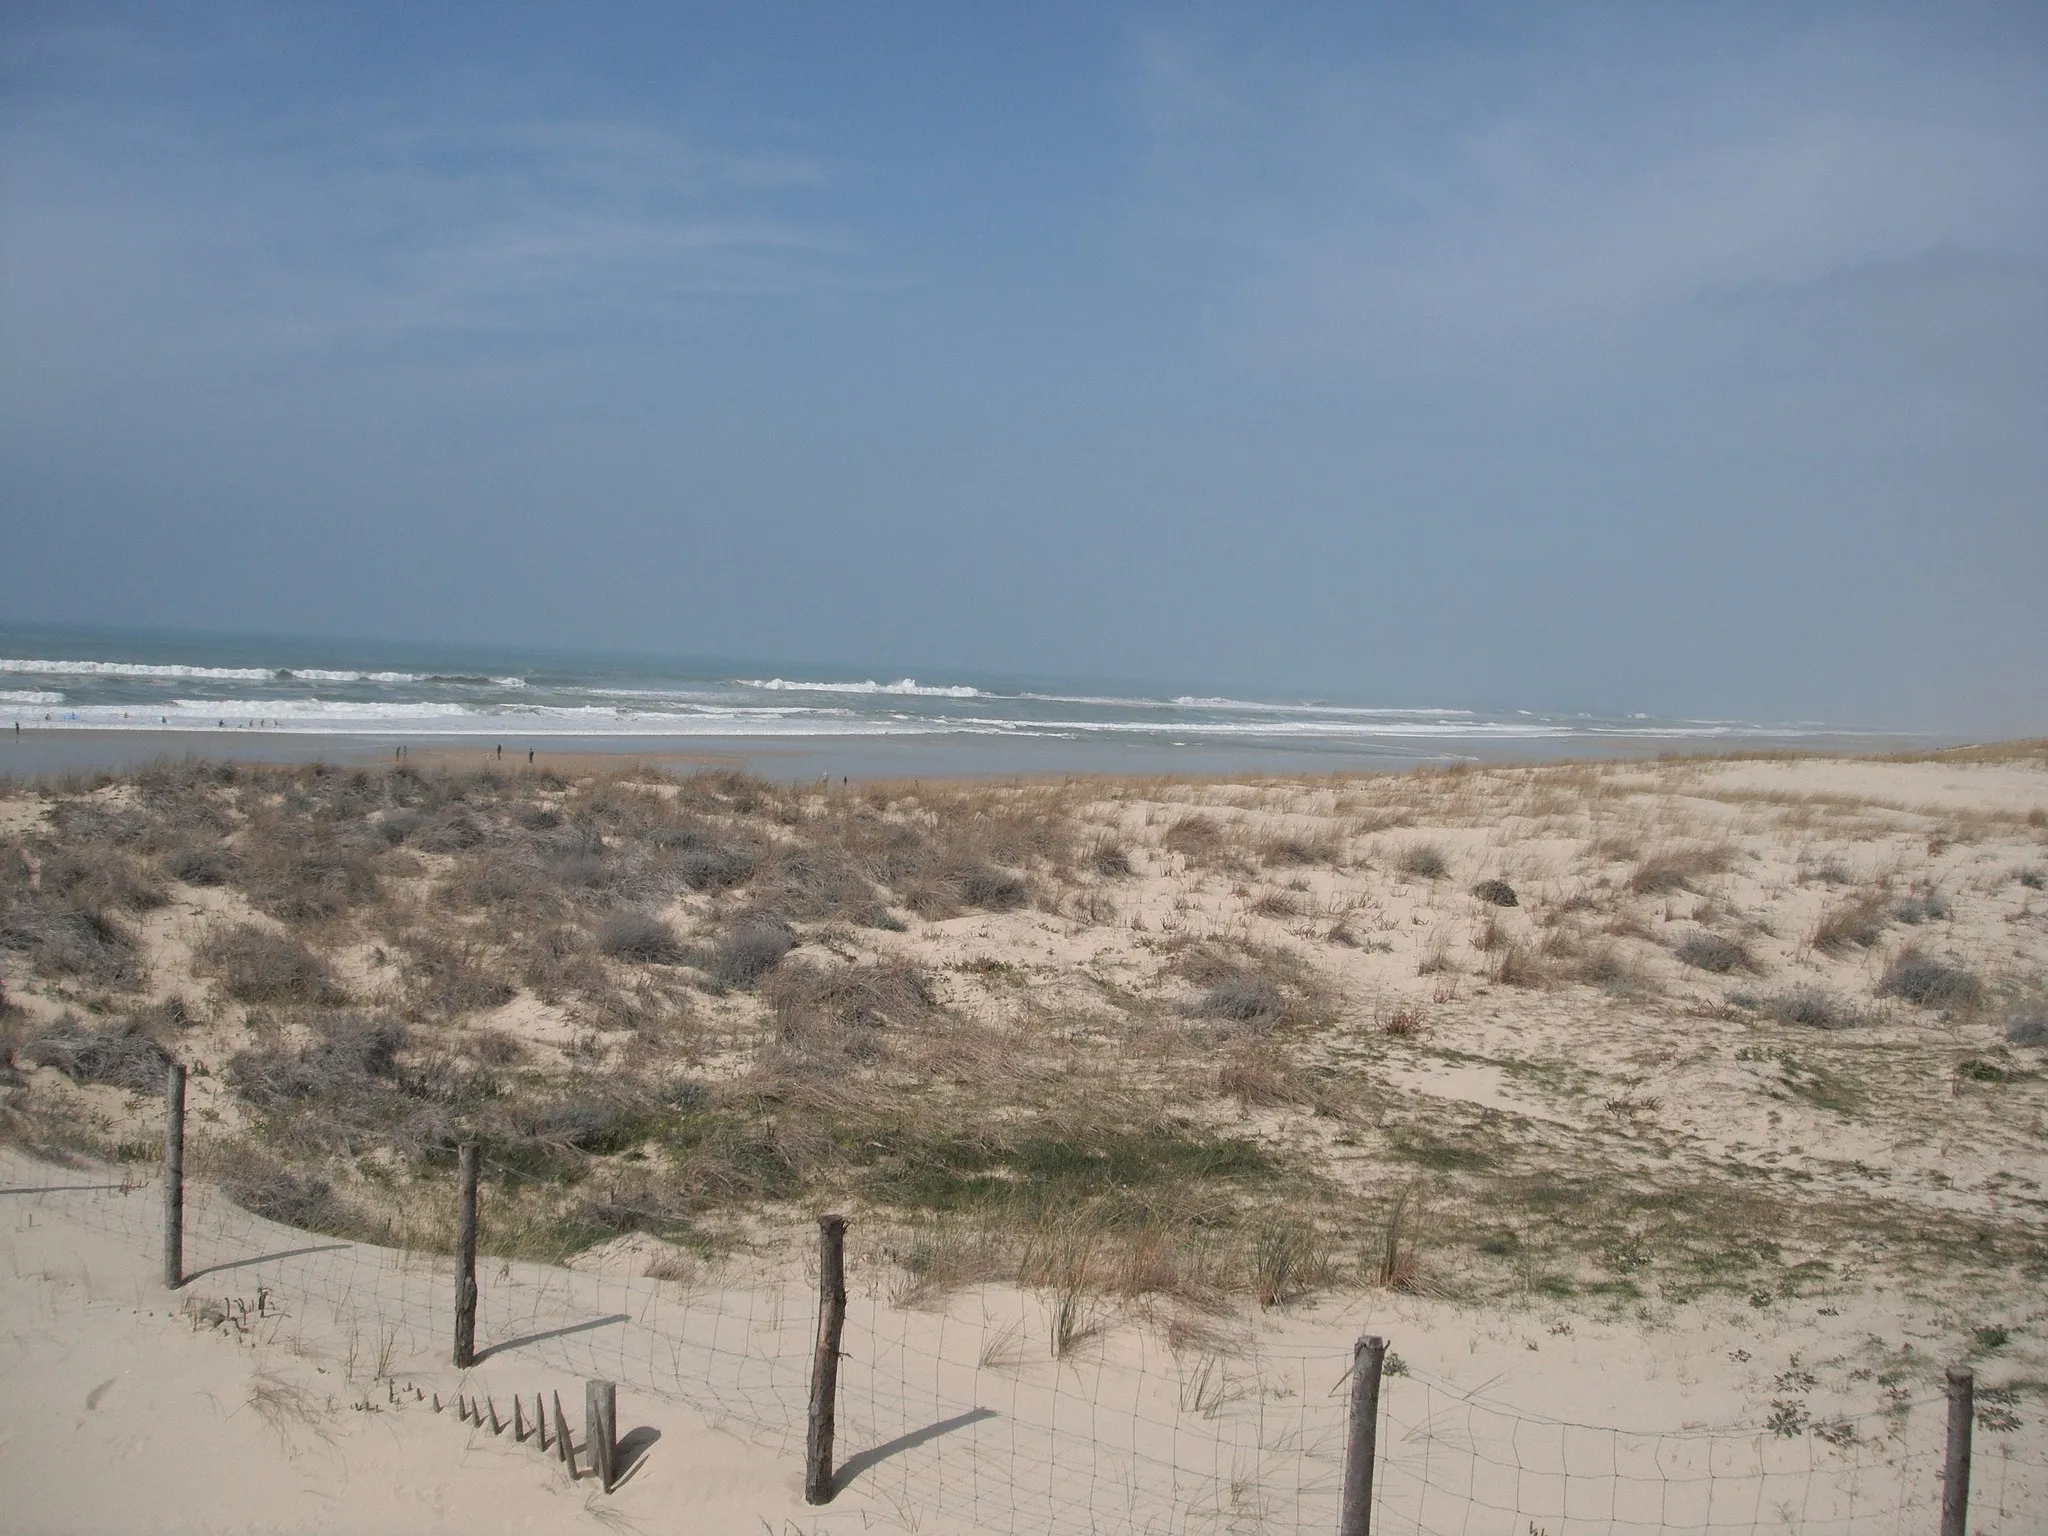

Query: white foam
<box><xmin>738</xmin><ymin>677</ymin><xmax>983</xmax><ymax>698</ymax></box>
<box><xmin>2</xmin><ymin>657</ymin><xmax>278</xmax><ymax>681</ymax></box>
<box><xmin>0</xmin><ymin>656</ymin><xmax>532</xmax><ymax>688</ymax></box>
<box><xmin>0</xmin><ymin>689</ymin><xmax>64</xmax><ymax>705</ymax></box>
<box><xmin>280</xmin><ymin>668</ymin><xmax>423</xmax><ymax>684</ymax></box>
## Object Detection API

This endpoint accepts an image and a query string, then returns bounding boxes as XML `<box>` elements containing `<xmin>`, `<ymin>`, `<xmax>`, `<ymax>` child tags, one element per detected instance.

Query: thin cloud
<box><xmin>1132</xmin><ymin>13</ymin><xmax>2048</xmax><ymax>361</ymax></box>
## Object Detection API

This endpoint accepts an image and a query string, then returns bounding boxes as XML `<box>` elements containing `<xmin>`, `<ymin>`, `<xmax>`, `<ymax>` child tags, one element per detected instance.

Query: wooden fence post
<box><xmin>1941</xmin><ymin>1364</ymin><xmax>1973</xmax><ymax>1536</ymax></box>
<box><xmin>805</xmin><ymin>1213</ymin><xmax>848</xmax><ymax>1504</ymax></box>
<box><xmin>1340</xmin><ymin>1335</ymin><xmax>1387</xmax><ymax>1536</ymax></box>
<box><xmin>163</xmin><ymin>1062</ymin><xmax>186</xmax><ymax>1289</ymax></box>
<box><xmin>586</xmin><ymin>1380</ymin><xmax>617</xmax><ymax>1492</ymax></box>
<box><xmin>453</xmin><ymin>1142</ymin><xmax>479</xmax><ymax>1368</ymax></box>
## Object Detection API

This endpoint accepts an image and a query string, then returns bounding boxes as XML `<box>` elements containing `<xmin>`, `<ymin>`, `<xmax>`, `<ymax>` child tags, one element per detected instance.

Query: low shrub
<box><xmin>2006</xmin><ymin>1012</ymin><xmax>2048</xmax><ymax>1047</ymax></box>
<box><xmin>1470</xmin><ymin>879</ymin><xmax>1518</xmax><ymax>908</ymax></box>
<box><xmin>765</xmin><ymin>959</ymin><xmax>940</xmax><ymax>1042</ymax></box>
<box><xmin>1675</xmin><ymin>930</ymin><xmax>1753</xmax><ymax>974</ymax></box>
<box><xmin>1162</xmin><ymin>815</ymin><xmax>1226</xmax><ymax>864</ymax></box>
<box><xmin>1627</xmin><ymin>845</ymin><xmax>1734</xmax><ymax>896</ymax></box>
<box><xmin>595</xmin><ymin>911</ymin><xmax>684</xmax><ymax>964</ymax></box>
<box><xmin>1876</xmin><ymin>948</ymin><xmax>1982</xmax><ymax>1010</ymax></box>
<box><xmin>1088</xmin><ymin>838</ymin><xmax>1134</xmax><ymax>878</ymax></box>
<box><xmin>1188</xmin><ymin>975</ymin><xmax>1287</xmax><ymax>1028</ymax></box>
<box><xmin>38</xmin><ymin>847</ymin><xmax>168</xmax><ymax>912</ymax></box>
<box><xmin>1891</xmin><ymin>893</ymin><xmax>1950</xmax><ymax>925</ymax></box>
<box><xmin>954</xmin><ymin>862</ymin><xmax>1029</xmax><ymax>911</ymax></box>
<box><xmin>25</xmin><ymin>1015</ymin><xmax>174</xmax><ymax>1092</ymax></box>
<box><xmin>230</xmin><ymin>1014</ymin><xmax>409</xmax><ymax>1108</ymax></box>
<box><xmin>1812</xmin><ymin>895</ymin><xmax>1888</xmax><ymax>954</ymax></box>
<box><xmin>162</xmin><ymin>844</ymin><xmax>237</xmax><ymax>886</ymax></box>
<box><xmin>1758</xmin><ymin>987</ymin><xmax>1857</xmax><ymax>1030</ymax></box>
<box><xmin>198</xmin><ymin>924</ymin><xmax>342</xmax><ymax>1004</ymax></box>
<box><xmin>1260</xmin><ymin>834</ymin><xmax>1340</xmax><ymax>868</ymax></box>
<box><xmin>1397</xmin><ymin>843</ymin><xmax>1449</xmax><ymax>881</ymax></box>
<box><xmin>0</xmin><ymin>893</ymin><xmax>142</xmax><ymax>987</ymax></box>
<box><xmin>707</xmin><ymin>921</ymin><xmax>795</xmax><ymax>989</ymax></box>
<box><xmin>223</xmin><ymin>1166</ymin><xmax>347</xmax><ymax>1231</ymax></box>
<box><xmin>1488</xmin><ymin>945</ymin><xmax>1547</xmax><ymax>988</ymax></box>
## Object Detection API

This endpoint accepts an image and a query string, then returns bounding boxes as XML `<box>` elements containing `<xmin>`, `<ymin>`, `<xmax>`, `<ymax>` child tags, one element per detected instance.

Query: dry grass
<box><xmin>197</xmin><ymin>924</ymin><xmax>344</xmax><ymax>1005</ymax></box>
<box><xmin>1626</xmin><ymin>844</ymin><xmax>1736</xmax><ymax>895</ymax></box>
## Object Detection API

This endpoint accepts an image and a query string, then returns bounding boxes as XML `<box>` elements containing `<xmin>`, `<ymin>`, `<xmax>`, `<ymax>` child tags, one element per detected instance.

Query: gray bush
<box><xmin>1876</xmin><ymin>948</ymin><xmax>1982</xmax><ymax>1010</ymax></box>
<box><xmin>595</xmin><ymin>911</ymin><xmax>684</xmax><ymax>963</ymax></box>
<box><xmin>1891</xmin><ymin>893</ymin><xmax>1950</xmax><ymax>925</ymax></box>
<box><xmin>26</xmin><ymin>1016</ymin><xmax>174</xmax><ymax>1092</ymax></box>
<box><xmin>2006</xmin><ymin>1012</ymin><xmax>2048</xmax><ymax>1047</ymax></box>
<box><xmin>1471</xmin><ymin>879</ymin><xmax>1518</xmax><ymax>908</ymax></box>
<box><xmin>224</xmin><ymin>1167</ymin><xmax>345</xmax><ymax>1230</ymax></box>
<box><xmin>1759</xmin><ymin>987</ymin><xmax>1857</xmax><ymax>1030</ymax></box>
<box><xmin>954</xmin><ymin>862</ymin><xmax>1028</xmax><ymax>911</ymax></box>
<box><xmin>1188</xmin><ymin>975</ymin><xmax>1287</xmax><ymax>1029</ymax></box>
<box><xmin>1675</xmin><ymin>930</ymin><xmax>1752</xmax><ymax>974</ymax></box>
<box><xmin>163</xmin><ymin>844</ymin><xmax>236</xmax><ymax>886</ymax></box>
<box><xmin>199</xmin><ymin>924</ymin><xmax>342</xmax><ymax>1004</ymax></box>
<box><xmin>1398</xmin><ymin>843</ymin><xmax>1449</xmax><ymax>881</ymax></box>
<box><xmin>708</xmin><ymin>921</ymin><xmax>795</xmax><ymax>989</ymax></box>
<box><xmin>230</xmin><ymin>1014</ymin><xmax>409</xmax><ymax>1109</ymax></box>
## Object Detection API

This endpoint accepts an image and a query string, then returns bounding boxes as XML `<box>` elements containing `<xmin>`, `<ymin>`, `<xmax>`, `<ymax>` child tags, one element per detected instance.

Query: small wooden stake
<box><xmin>805</xmin><ymin>1213</ymin><xmax>848</xmax><ymax>1504</ymax></box>
<box><xmin>453</xmin><ymin>1143</ymin><xmax>479</xmax><ymax>1368</ymax></box>
<box><xmin>1942</xmin><ymin>1364</ymin><xmax>1973</xmax><ymax>1536</ymax></box>
<box><xmin>1339</xmin><ymin>1335</ymin><xmax>1387</xmax><ymax>1536</ymax></box>
<box><xmin>535</xmin><ymin>1393</ymin><xmax>549</xmax><ymax>1452</ymax></box>
<box><xmin>513</xmin><ymin>1395</ymin><xmax>526</xmax><ymax>1442</ymax></box>
<box><xmin>432</xmin><ymin>1392</ymin><xmax>442</xmax><ymax>1413</ymax></box>
<box><xmin>586</xmin><ymin>1380</ymin><xmax>617</xmax><ymax>1492</ymax></box>
<box><xmin>487</xmin><ymin>1395</ymin><xmax>504</xmax><ymax>1435</ymax></box>
<box><xmin>163</xmin><ymin>1063</ymin><xmax>186</xmax><ymax>1290</ymax></box>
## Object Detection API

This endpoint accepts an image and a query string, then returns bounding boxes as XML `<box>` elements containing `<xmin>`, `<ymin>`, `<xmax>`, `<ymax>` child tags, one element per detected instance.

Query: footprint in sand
<box><xmin>85</xmin><ymin>1376</ymin><xmax>119</xmax><ymax>1410</ymax></box>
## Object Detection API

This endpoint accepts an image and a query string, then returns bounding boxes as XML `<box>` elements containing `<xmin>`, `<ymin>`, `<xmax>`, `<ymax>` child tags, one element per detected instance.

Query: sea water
<box><xmin>0</xmin><ymin>621</ymin><xmax>1924</xmax><ymax>778</ymax></box>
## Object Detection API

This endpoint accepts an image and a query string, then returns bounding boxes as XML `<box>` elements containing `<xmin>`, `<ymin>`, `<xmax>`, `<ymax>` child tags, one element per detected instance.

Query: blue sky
<box><xmin>3</xmin><ymin>2</ymin><xmax>2044</xmax><ymax>730</ymax></box>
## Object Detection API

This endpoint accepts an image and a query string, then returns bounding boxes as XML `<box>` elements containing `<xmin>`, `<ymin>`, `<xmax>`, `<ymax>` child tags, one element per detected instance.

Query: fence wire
<box><xmin>8</xmin><ymin>1150</ymin><xmax>2044</xmax><ymax>1535</ymax></box>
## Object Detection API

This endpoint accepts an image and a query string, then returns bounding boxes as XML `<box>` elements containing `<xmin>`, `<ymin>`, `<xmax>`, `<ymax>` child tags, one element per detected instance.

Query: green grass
<box><xmin>862</xmin><ymin>1124</ymin><xmax>1278</xmax><ymax>1214</ymax></box>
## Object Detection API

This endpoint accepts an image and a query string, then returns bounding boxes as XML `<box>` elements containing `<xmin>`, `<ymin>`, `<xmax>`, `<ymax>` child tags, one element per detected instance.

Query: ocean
<box><xmin>0</xmin><ymin>622</ymin><xmax>1929</xmax><ymax>780</ymax></box>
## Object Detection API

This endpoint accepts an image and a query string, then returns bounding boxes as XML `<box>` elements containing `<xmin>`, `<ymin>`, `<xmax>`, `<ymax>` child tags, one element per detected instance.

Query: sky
<box><xmin>2</xmin><ymin>2</ymin><xmax>2044</xmax><ymax>732</ymax></box>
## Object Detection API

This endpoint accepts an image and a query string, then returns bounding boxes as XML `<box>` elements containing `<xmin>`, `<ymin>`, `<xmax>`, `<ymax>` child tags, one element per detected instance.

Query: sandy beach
<box><xmin>4</xmin><ymin>746</ymin><xmax>2046</xmax><ymax>1532</ymax></box>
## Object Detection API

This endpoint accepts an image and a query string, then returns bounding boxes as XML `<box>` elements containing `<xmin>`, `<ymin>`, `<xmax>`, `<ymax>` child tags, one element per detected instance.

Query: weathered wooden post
<box><xmin>1339</xmin><ymin>1335</ymin><xmax>1387</xmax><ymax>1536</ymax></box>
<box><xmin>805</xmin><ymin>1213</ymin><xmax>848</xmax><ymax>1504</ymax></box>
<box><xmin>163</xmin><ymin>1062</ymin><xmax>187</xmax><ymax>1289</ymax></box>
<box><xmin>1941</xmin><ymin>1364</ymin><xmax>1973</xmax><ymax>1536</ymax></box>
<box><xmin>586</xmin><ymin>1379</ymin><xmax>617</xmax><ymax>1491</ymax></box>
<box><xmin>453</xmin><ymin>1142</ymin><xmax>479</xmax><ymax>1368</ymax></box>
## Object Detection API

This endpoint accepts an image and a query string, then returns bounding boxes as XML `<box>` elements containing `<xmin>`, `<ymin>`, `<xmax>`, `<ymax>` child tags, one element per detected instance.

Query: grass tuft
<box><xmin>595</xmin><ymin>912</ymin><xmax>686</xmax><ymax>964</ymax></box>
<box><xmin>1876</xmin><ymin>948</ymin><xmax>1982</xmax><ymax>1010</ymax></box>
<box><xmin>1674</xmin><ymin>930</ymin><xmax>1754</xmax><ymax>974</ymax></box>
<box><xmin>197</xmin><ymin>924</ymin><xmax>344</xmax><ymax>1004</ymax></box>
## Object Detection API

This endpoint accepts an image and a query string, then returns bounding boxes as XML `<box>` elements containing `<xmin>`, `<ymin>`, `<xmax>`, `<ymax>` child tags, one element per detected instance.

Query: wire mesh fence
<box><xmin>9</xmin><ymin>1146</ymin><xmax>2045</xmax><ymax>1536</ymax></box>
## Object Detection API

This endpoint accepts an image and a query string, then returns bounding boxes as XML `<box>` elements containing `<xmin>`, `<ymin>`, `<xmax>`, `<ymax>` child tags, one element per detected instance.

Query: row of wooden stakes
<box><xmin>430</xmin><ymin>1380</ymin><xmax>620</xmax><ymax>1492</ymax></box>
